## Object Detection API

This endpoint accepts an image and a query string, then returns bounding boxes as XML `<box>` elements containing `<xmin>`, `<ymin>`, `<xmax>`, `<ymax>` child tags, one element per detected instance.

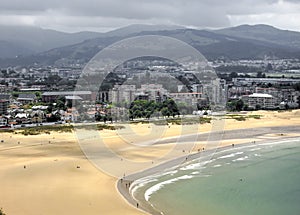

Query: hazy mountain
<box><xmin>0</xmin><ymin>25</ymin><xmax>102</xmax><ymax>58</ymax></box>
<box><xmin>215</xmin><ymin>24</ymin><xmax>300</xmax><ymax>49</ymax></box>
<box><xmin>149</xmin><ymin>28</ymin><xmax>300</xmax><ymax>58</ymax></box>
<box><xmin>1</xmin><ymin>24</ymin><xmax>300</xmax><ymax>67</ymax></box>
<box><xmin>102</xmin><ymin>24</ymin><xmax>184</xmax><ymax>37</ymax></box>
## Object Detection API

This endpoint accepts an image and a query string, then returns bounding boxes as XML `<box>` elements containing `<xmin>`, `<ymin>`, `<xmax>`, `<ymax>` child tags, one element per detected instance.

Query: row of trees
<box><xmin>129</xmin><ymin>99</ymin><xmax>180</xmax><ymax>120</ymax></box>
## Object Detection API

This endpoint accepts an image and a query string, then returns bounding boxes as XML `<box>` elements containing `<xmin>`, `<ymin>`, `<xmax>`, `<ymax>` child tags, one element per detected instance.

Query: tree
<box><xmin>256</xmin><ymin>71</ymin><xmax>266</xmax><ymax>78</ymax></box>
<box><xmin>56</xmin><ymin>96</ymin><xmax>67</xmax><ymax>110</ymax></box>
<box><xmin>266</xmin><ymin>63</ymin><xmax>273</xmax><ymax>71</ymax></box>
<box><xmin>161</xmin><ymin>107</ymin><xmax>171</xmax><ymax>118</ymax></box>
<box><xmin>0</xmin><ymin>208</ymin><xmax>5</xmax><ymax>215</ymax></box>
<box><xmin>47</xmin><ymin>103</ymin><xmax>53</xmax><ymax>113</ymax></box>
<box><xmin>45</xmin><ymin>75</ymin><xmax>62</xmax><ymax>85</ymax></box>
<box><xmin>229</xmin><ymin>72</ymin><xmax>238</xmax><ymax>79</ymax></box>
<box><xmin>227</xmin><ymin>99</ymin><xmax>244</xmax><ymax>112</ymax></box>
<box><xmin>128</xmin><ymin>98</ymin><xmax>179</xmax><ymax>120</ymax></box>
<box><xmin>255</xmin><ymin>104</ymin><xmax>262</xmax><ymax>110</ymax></box>
<box><xmin>293</xmin><ymin>83</ymin><xmax>300</xmax><ymax>91</ymax></box>
<box><xmin>236</xmin><ymin>99</ymin><xmax>244</xmax><ymax>111</ymax></box>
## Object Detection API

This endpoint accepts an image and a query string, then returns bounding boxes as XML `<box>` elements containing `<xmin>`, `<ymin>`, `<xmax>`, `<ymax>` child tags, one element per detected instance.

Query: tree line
<box><xmin>129</xmin><ymin>99</ymin><xmax>180</xmax><ymax>120</ymax></box>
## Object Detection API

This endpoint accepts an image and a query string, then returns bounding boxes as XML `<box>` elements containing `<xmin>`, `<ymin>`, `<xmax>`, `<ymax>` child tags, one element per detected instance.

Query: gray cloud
<box><xmin>0</xmin><ymin>0</ymin><xmax>300</xmax><ymax>32</ymax></box>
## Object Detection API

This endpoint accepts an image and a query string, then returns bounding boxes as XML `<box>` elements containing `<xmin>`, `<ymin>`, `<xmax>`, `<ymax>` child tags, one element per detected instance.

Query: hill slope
<box><xmin>1</xmin><ymin>24</ymin><xmax>300</xmax><ymax>67</ymax></box>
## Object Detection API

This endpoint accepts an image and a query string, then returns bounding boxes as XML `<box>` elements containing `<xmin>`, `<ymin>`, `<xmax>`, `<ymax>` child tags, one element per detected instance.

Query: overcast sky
<box><xmin>1</xmin><ymin>0</ymin><xmax>300</xmax><ymax>32</ymax></box>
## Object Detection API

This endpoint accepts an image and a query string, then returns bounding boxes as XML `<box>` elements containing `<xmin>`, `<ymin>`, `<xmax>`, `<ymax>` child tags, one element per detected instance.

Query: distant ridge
<box><xmin>215</xmin><ymin>24</ymin><xmax>300</xmax><ymax>49</ymax></box>
<box><xmin>0</xmin><ymin>25</ymin><xmax>102</xmax><ymax>58</ymax></box>
<box><xmin>102</xmin><ymin>24</ymin><xmax>184</xmax><ymax>37</ymax></box>
<box><xmin>1</xmin><ymin>24</ymin><xmax>300</xmax><ymax>67</ymax></box>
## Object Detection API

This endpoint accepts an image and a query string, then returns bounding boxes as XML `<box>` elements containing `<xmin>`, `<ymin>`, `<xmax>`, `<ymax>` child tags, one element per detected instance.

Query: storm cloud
<box><xmin>0</xmin><ymin>0</ymin><xmax>300</xmax><ymax>32</ymax></box>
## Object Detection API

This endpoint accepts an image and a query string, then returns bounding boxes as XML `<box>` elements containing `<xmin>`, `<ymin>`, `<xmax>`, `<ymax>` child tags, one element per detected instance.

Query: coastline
<box><xmin>116</xmin><ymin>126</ymin><xmax>300</xmax><ymax>215</ymax></box>
<box><xmin>1</xmin><ymin>110</ymin><xmax>300</xmax><ymax>214</ymax></box>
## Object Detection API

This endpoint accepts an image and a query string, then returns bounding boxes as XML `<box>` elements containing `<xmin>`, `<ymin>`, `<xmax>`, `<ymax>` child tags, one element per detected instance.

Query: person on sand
<box><xmin>136</xmin><ymin>203</ymin><xmax>139</xmax><ymax>208</ymax></box>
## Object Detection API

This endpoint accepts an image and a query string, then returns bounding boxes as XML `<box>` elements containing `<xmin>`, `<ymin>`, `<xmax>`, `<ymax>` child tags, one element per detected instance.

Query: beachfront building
<box><xmin>243</xmin><ymin>93</ymin><xmax>278</xmax><ymax>109</ymax></box>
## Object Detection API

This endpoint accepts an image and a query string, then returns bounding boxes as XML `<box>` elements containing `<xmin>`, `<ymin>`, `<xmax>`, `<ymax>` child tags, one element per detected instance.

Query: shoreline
<box><xmin>1</xmin><ymin>110</ymin><xmax>300</xmax><ymax>214</ymax></box>
<box><xmin>116</xmin><ymin>125</ymin><xmax>300</xmax><ymax>215</ymax></box>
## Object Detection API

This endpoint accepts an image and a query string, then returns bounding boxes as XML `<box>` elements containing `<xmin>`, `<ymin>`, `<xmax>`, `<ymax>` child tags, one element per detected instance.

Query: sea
<box><xmin>130</xmin><ymin>138</ymin><xmax>300</xmax><ymax>215</ymax></box>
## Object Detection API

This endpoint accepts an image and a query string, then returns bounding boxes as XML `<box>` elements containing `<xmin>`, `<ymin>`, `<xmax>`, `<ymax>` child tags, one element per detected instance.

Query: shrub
<box><xmin>0</xmin><ymin>208</ymin><xmax>6</xmax><ymax>215</ymax></box>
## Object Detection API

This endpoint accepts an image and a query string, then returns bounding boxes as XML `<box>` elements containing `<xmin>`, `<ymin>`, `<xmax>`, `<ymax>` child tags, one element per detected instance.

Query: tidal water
<box><xmin>131</xmin><ymin>138</ymin><xmax>300</xmax><ymax>215</ymax></box>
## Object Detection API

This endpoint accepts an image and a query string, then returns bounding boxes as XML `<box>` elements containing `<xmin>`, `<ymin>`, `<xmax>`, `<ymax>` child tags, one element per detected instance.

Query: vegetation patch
<box><xmin>96</xmin><ymin>124</ymin><xmax>125</xmax><ymax>130</ymax></box>
<box><xmin>0</xmin><ymin>129</ymin><xmax>14</xmax><ymax>133</ymax></box>
<box><xmin>0</xmin><ymin>208</ymin><xmax>6</xmax><ymax>215</ymax></box>
<box><xmin>146</xmin><ymin>117</ymin><xmax>211</xmax><ymax>125</ymax></box>
<box><xmin>226</xmin><ymin>114</ymin><xmax>261</xmax><ymax>121</ymax></box>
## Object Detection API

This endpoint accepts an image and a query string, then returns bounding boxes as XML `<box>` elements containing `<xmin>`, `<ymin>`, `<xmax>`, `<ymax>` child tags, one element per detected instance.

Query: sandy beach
<box><xmin>0</xmin><ymin>110</ymin><xmax>300</xmax><ymax>215</ymax></box>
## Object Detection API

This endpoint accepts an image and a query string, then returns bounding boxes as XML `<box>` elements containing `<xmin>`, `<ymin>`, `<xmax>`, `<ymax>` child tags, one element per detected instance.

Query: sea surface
<box><xmin>130</xmin><ymin>138</ymin><xmax>300</xmax><ymax>215</ymax></box>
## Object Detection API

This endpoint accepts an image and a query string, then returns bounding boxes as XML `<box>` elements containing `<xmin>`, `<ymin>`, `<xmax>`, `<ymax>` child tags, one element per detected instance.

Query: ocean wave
<box><xmin>218</xmin><ymin>151</ymin><xmax>244</xmax><ymax>159</ymax></box>
<box><xmin>130</xmin><ymin>170</ymin><xmax>178</xmax><ymax>195</ymax></box>
<box><xmin>130</xmin><ymin>178</ymin><xmax>159</xmax><ymax>196</ymax></box>
<box><xmin>179</xmin><ymin>159</ymin><xmax>215</xmax><ymax>170</ymax></box>
<box><xmin>144</xmin><ymin>175</ymin><xmax>194</xmax><ymax>201</ymax></box>
<box><xmin>249</xmin><ymin>147</ymin><xmax>261</xmax><ymax>151</ymax></box>
<box><xmin>260</xmin><ymin>138</ymin><xmax>300</xmax><ymax>146</ymax></box>
<box><xmin>191</xmin><ymin>171</ymin><xmax>200</xmax><ymax>175</ymax></box>
<box><xmin>232</xmin><ymin>156</ymin><xmax>249</xmax><ymax>162</ymax></box>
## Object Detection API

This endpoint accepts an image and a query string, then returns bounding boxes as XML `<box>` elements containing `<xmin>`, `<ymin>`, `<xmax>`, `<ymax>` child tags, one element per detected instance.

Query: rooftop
<box><xmin>42</xmin><ymin>91</ymin><xmax>92</xmax><ymax>96</ymax></box>
<box><xmin>249</xmin><ymin>93</ymin><xmax>273</xmax><ymax>98</ymax></box>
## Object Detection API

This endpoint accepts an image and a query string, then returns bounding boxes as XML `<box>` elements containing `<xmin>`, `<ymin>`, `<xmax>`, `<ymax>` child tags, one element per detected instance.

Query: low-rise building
<box><xmin>17</xmin><ymin>93</ymin><xmax>36</xmax><ymax>104</ymax></box>
<box><xmin>42</xmin><ymin>91</ymin><xmax>92</xmax><ymax>103</ymax></box>
<box><xmin>243</xmin><ymin>93</ymin><xmax>278</xmax><ymax>109</ymax></box>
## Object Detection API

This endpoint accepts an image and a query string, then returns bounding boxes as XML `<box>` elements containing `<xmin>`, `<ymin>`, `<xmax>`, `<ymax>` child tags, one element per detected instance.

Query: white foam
<box><xmin>250</xmin><ymin>147</ymin><xmax>261</xmax><ymax>152</ymax></box>
<box><xmin>219</xmin><ymin>151</ymin><xmax>244</xmax><ymax>159</ymax></box>
<box><xmin>260</xmin><ymin>138</ymin><xmax>300</xmax><ymax>146</ymax></box>
<box><xmin>191</xmin><ymin>171</ymin><xmax>200</xmax><ymax>175</ymax></box>
<box><xmin>197</xmin><ymin>174</ymin><xmax>211</xmax><ymax>178</ymax></box>
<box><xmin>144</xmin><ymin>175</ymin><xmax>194</xmax><ymax>201</ymax></box>
<box><xmin>232</xmin><ymin>156</ymin><xmax>249</xmax><ymax>162</ymax></box>
<box><xmin>213</xmin><ymin>164</ymin><xmax>222</xmax><ymax>167</ymax></box>
<box><xmin>130</xmin><ymin>170</ymin><xmax>179</xmax><ymax>195</ymax></box>
<box><xmin>130</xmin><ymin>178</ymin><xmax>159</xmax><ymax>196</ymax></box>
<box><xmin>180</xmin><ymin>159</ymin><xmax>215</xmax><ymax>170</ymax></box>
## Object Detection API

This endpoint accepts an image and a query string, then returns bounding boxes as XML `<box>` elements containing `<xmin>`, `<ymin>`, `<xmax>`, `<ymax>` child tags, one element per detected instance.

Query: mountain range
<box><xmin>1</xmin><ymin>24</ymin><xmax>300</xmax><ymax>67</ymax></box>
